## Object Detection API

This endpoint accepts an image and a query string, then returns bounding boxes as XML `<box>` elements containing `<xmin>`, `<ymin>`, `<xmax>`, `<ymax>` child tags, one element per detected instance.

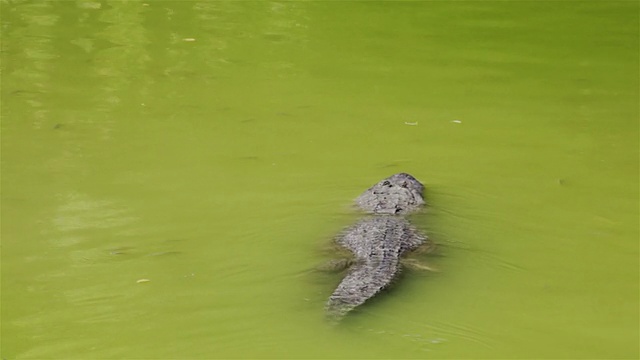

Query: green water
<box><xmin>2</xmin><ymin>1</ymin><xmax>638</xmax><ymax>359</ymax></box>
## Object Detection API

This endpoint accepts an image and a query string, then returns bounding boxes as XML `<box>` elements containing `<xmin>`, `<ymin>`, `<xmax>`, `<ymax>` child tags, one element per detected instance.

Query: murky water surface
<box><xmin>2</xmin><ymin>1</ymin><xmax>638</xmax><ymax>359</ymax></box>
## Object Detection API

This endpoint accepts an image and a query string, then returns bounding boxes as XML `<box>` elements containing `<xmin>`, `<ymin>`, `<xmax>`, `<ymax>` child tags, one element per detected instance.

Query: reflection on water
<box><xmin>6</xmin><ymin>1</ymin><xmax>58</xmax><ymax>128</ymax></box>
<box><xmin>52</xmin><ymin>192</ymin><xmax>135</xmax><ymax>233</ymax></box>
<box><xmin>95</xmin><ymin>2</ymin><xmax>150</xmax><ymax>104</ymax></box>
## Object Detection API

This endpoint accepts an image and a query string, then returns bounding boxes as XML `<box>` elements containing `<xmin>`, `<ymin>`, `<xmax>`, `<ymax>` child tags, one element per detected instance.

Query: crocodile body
<box><xmin>325</xmin><ymin>173</ymin><xmax>429</xmax><ymax>320</ymax></box>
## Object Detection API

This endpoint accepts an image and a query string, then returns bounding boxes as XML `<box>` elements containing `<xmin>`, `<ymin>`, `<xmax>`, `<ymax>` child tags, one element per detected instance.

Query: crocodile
<box><xmin>325</xmin><ymin>173</ymin><xmax>431</xmax><ymax>320</ymax></box>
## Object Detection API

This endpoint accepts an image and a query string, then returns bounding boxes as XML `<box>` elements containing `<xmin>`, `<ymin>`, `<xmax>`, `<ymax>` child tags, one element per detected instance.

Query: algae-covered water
<box><xmin>2</xmin><ymin>1</ymin><xmax>638</xmax><ymax>359</ymax></box>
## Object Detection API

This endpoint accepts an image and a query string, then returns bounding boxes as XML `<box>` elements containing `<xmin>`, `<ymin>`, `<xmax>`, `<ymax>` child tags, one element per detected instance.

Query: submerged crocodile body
<box><xmin>325</xmin><ymin>173</ymin><xmax>430</xmax><ymax>320</ymax></box>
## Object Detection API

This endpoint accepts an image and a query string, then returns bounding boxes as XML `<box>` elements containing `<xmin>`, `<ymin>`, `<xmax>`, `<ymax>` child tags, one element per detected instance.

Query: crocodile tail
<box><xmin>325</xmin><ymin>261</ymin><xmax>400</xmax><ymax>321</ymax></box>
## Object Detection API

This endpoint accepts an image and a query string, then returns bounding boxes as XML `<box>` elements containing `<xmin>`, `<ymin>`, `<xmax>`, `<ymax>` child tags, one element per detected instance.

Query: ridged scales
<box><xmin>325</xmin><ymin>173</ymin><xmax>430</xmax><ymax>320</ymax></box>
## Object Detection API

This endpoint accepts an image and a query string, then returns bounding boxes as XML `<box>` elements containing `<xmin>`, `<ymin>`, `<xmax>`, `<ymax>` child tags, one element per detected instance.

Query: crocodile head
<box><xmin>355</xmin><ymin>173</ymin><xmax>425</xmax><ymax>215</ymax></box>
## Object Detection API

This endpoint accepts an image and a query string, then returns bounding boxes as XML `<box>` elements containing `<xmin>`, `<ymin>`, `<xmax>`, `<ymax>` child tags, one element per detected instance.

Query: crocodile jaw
<box><xmin>355</xmin><ymin>173</ymin><xmax>425</xmax><ymax>215</ymax></box>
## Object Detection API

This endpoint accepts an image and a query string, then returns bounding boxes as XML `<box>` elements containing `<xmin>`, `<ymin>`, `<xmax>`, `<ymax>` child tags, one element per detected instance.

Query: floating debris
<box><xmin>451</xmin><ymin>120</ymin><xmax>462</xmax><ymax>124</ymax></box>
<box><xmin>404</xmin><ymin>121</ymin><xmax>418</xmax><ymax>126</ymax></box>
<box><xmin>136</xmin><ymin>279</ymin><xmax>151</xmax><ymax>283</ymax></box>
<box><xmin>182</xmin><ymin>38</ymin><xmax>196</xmax><ymax>42</ymax></box>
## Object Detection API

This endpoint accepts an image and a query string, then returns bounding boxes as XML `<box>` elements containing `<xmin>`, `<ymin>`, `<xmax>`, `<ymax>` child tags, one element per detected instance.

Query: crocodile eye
<box><xmin>382</xmin><ymin>180</ymin><xmax>391</xmax><ymax>186</ymax></box>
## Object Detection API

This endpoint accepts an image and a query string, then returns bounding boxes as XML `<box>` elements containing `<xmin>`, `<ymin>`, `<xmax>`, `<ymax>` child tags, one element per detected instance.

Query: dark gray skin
<box><xmin>325</xmin><ymin>173</ymin><xmax>430</xmax><ymax>320</ymax></box>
